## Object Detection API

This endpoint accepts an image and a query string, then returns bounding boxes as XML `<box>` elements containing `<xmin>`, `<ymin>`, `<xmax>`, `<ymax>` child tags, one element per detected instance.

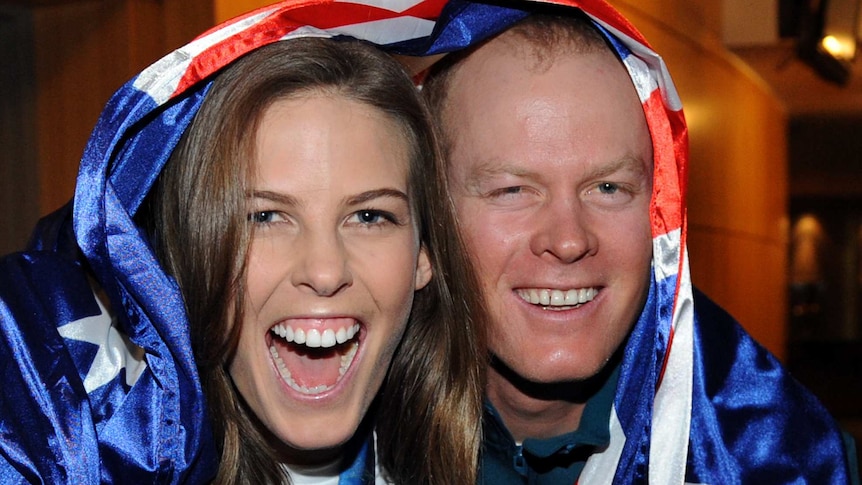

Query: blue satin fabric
<box><xmin>0</xmin><ymin>37</ymin><xmax>219</xmax><ymax>485</ymax></box>
<box><xmin>421</xmin><ymin>0</ymin><xmax>528</xmax><ymax>54</ymax></box>
<box><xmin>614</xmin><ymin>277</ymin><xmax>853</xmax><ymax>483</ymax></box>
<box><xmin>339</xmin><ymin>436</ymin><xmax>376</xmax><ymax>485</ymax></box>
<box><xmin>0</xmin><ymin>254</ymin><xmax>100</xmax><ymax>484</ymax></box>
<box><xmin>686</xmin><ymin>290</ymin><xmax>851</xmax><ymax>484</ymax></box>
<box><xmin>611</xmin><ymin>275</ymin><xmax>662</xmax><ymax>483</ymax></box>
<box><xmin>0</xmin><ymin>250</ymin><xmax>216</xmax><ymax>484</ymax></box>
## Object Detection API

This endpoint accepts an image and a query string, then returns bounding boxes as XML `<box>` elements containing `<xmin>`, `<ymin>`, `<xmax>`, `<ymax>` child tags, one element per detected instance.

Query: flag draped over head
<box><xmin>0</xmin><ymin>0</ymin><xmax>852</xmax><ymax>483</ymax></box>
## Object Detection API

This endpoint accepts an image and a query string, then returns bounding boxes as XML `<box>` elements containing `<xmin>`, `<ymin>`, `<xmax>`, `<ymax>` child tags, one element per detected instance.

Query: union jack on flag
<box><xmin>0</xmin><ymin>0</ymin><xmax>852</xmax><ymax>483</ymax></box>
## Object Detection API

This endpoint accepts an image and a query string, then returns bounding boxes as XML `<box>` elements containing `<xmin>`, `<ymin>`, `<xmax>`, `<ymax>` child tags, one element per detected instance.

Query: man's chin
<box><xmin>488</xmin><ymin>354</ymin><xmax>614</xmax><ymax>401</ymax></box>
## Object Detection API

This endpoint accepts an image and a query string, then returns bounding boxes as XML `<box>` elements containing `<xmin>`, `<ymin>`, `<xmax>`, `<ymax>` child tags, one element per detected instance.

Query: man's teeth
<box><xmin>516</xmin><ymin>288</ymin><xmax>598</xmax><ymax>307</ymax></box>
<box><xmin>269</xmin><ymin>343</ymin><xmax>359</xmax><ymax>395</ymax></box>
<box><xmin>271</xmin><ymin>323</ymin><xmax>359</xmax><ymax>349</ymax></box>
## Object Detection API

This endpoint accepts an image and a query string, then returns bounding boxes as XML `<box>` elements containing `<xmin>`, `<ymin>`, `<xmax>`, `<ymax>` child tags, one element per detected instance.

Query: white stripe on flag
<box><xmin>579</xmin><ymin>406</ymin><xmax>627</xmax><ymax>485</ymax></box>
<box><xmin>585</xmin><ymin>16</ymin><xmax>683</xmax><ymax>111</ymax></box>
<box><xmin>133</xmin><ymin>8</ymin><xmax>432</xmax><ymax>105</ymax></box>
<box><xmin>654</xmin><ymin>228</ymin><xmax>682</xmax><ymax>282</ymax></box>
<box><xmin>133</xmin><ymin>8</ymin><xmax>280</xmax><ymax>104</ymax></box>
<box><xmin>649</xmin><ymin>247</ymin><xmax>694</xmax><ymax>485</ymax></box>
<box><xmin>336</xmin><ymin>0</ymin><xmax>427</xmax><ymax>13</ymax></box>
<box><xmin>329</xmin><ymin>16</ymin><xmax>435</xmax><ymax>45</ymax></box>
<box><xmin>623</xmin><ymin>54</ymin><xmax>658</xmax><ymax>106</ymax></box>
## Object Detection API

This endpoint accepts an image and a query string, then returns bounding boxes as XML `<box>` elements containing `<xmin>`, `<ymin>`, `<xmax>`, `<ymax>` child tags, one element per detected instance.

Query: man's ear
<box><xmin>414</xmin><ymin>246</ymin><xmax>433</xmax><ymax>290</ymax></box>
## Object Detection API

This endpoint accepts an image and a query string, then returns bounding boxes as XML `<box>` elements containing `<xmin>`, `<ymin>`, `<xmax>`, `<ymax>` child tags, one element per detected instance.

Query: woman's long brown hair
<box><xmin>146</xmin><ymin>38</ymin><xmax>486</xmax><ymax>484</ymax></box>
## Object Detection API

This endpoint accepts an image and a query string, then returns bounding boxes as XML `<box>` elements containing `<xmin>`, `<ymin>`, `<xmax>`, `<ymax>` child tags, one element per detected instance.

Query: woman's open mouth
<box><xmin>268</xmin><ymin>318</ymin><xmax>361</xmax><ymax>395</ymax></box>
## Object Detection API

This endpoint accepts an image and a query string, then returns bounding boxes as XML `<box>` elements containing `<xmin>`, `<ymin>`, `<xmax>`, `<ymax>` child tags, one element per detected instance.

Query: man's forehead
<box><xmin>455</xmin><ymin>153</ymin><xmax>653</xmax><ymax>183</ymax></box>
<box><xmin>465</xmin><ymin>14</ymin><xmax>614</xmax><ymax>72</ymax></box>
<box><xmin>441</xmin><ymin>29</ymin><xmax>624</xmax><ymax>111</ymax></box>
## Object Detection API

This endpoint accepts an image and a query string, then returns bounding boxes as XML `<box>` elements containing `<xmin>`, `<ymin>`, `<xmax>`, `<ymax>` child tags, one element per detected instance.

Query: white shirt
<box><xmin>281</xmin><ymin>434</ymin><xmax>391</xmax><ymax>485</ymax></box>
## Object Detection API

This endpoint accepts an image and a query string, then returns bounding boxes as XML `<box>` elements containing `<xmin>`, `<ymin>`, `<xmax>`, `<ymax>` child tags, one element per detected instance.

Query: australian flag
<box><xmin>0</xmin><ymin>0</ymin><xmax>854</xmax><ymax>483</ymax></box>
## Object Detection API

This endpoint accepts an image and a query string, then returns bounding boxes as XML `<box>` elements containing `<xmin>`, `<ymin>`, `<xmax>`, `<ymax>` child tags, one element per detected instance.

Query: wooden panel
<box><xmin>688</xmin><ymin>227</ymin><xmax>789</xmax><ymax>360</ymax></box>
<box><xmin>33</xmin><ymin>0</ymin><xmax>131</xmax><ymax>215</ymax></box>
<box><xmin>0</xmin><ymin>1</ymin><xmax>86</xmax><ymax>5</ymax></box>
<box><xmin>128</xmin><ymin>0</ymin><xmax>214</xmax><ymax>68</ymax></box>
<box><xmin>614</xmin><ymin>0</ymin><xmax>722</xmax><ymax>45</ymax></box>
<box><xmin>215</xmin><ymin>0</ymin><xmax>274</xmax><ymax>22</ymax></box>
<box><xmin>789</xmin><ymin>114</ymin><xmax>862</xmax><ymax>198</ymax></box>
<box><xmin>0</xmin><ymin>7</ymin><xmax>39</xmax><ymax>255</ymax></box>
<box><xmin>31</xmin><ymin>0</ymin><xmax>213</xmax><ymax>216</ymax></box>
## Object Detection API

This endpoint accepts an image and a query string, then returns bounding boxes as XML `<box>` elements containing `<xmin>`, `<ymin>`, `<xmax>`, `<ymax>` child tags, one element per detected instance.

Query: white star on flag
<box><xmin>58</xmin><ymin>290</ymin><xmax>147</xmax><ymax>394</ymax></box>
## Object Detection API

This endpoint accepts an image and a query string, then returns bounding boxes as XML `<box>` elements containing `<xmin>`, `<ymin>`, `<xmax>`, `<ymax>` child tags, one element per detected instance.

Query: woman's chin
<box><xmin>275</xmin><ymin>415</ymin><xmax>360</xmax><ymax>453</ymax></box>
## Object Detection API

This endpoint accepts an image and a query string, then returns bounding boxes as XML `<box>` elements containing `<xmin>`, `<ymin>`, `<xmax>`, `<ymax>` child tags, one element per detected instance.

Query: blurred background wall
<box><xmin>0</xmin><ymin>0</ymin><xmax>213</xmax><ymax>255</ymax></box>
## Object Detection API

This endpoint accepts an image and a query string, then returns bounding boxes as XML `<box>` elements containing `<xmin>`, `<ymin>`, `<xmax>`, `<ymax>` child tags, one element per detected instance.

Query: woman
<box><xmin>0</xmin><ymin>26</ymin><xmax>482</xmax><ymax>485</ymax></box>
<box><xmin>144</xmin><ymin>38</ymin><xmax>484</xmax><ymax>483</ymax></box>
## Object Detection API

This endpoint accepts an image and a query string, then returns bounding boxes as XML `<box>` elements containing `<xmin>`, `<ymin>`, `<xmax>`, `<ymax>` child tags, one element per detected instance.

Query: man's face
<box><xmin>443</xmin><ymin>38</ymin><xmax>654</xmax><ymax>385</ymax></box>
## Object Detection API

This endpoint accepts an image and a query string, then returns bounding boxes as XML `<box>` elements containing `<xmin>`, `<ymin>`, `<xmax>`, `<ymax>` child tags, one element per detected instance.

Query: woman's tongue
<box><xmin>274</xmin><ymin>339</ymin><xmax>353</xmax><ymax>390</ymax></box>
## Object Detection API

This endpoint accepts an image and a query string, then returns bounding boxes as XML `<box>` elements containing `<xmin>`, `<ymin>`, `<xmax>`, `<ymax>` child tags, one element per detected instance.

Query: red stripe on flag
<box><xmin>171</xmin><ymin>0</ymin><xmax>443</xmax><ymax>98</ymax></box>
<box><xmin>192</xmin><ymin>0</ymin><xmax>333</xmax><ymax>40</ymax></box>
<box><xmin>401</xmin><ymin>0</ymin><xmax>448</xmax><ymax>19</ymax></box>
<box><xmin>281</xmin><ymin>2</ymin><xmax>413</xmax><ymax>29</ymax></box>
<box><xmin>645</xmin><ymin>90</ymin><xmax>685</xmax><ymax>238</ymax></box>
<box><xmin>173</xmin><ymin>19</ymin><xmax>306</xmax><ymax>95</ymax></box>
<box><xmin>288</xmin><ymin>0</ymin><xmax>447</xmax><ymax>26</ymax></box>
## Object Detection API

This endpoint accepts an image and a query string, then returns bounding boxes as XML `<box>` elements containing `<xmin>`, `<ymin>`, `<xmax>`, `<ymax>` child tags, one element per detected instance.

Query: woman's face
<box><xmin>229</xmin><ymin>93</ymin><xmax>432</xmax><ymax>454</ymax></box>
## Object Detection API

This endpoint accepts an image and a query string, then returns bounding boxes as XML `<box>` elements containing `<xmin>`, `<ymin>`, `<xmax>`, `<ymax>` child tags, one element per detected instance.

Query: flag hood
<box><xmin>33</xmin><ymin>0</ymin><xmax>694</xmax><ymax>482</ymax></box>
<box><xmin>8</xmin><ymin>1</ymin><xmax>853</xmax><ymax>482</ymax></box>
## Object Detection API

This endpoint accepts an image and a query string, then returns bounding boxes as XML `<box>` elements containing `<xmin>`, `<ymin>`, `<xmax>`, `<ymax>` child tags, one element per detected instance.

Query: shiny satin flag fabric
<box><xmin>0</xmin><ymin>0</ymin><xmax>853</xmax><ymax>483</ymax></box>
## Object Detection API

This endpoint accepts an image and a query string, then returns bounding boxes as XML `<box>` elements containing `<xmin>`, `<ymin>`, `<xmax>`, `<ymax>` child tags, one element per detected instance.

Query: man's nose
<box><xmin>529</xmin><ymin>197</ymin><xmax>596</xmax><ymax>264</ymax></box>
<box><xmin>290</xmin><ymin>231</ymin><xmax>353</xmax><ymax>296</ymax></box>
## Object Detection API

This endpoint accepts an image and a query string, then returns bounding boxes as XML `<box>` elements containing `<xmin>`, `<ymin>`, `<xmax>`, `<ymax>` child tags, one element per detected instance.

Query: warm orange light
<box><xmin>821</xmin><ymin>35</ymin><xmax>853</xmax><ymax>59</ymax></box>
<box><xmin>791</xmin><ymin>214</ymin><xmax>825</xmax><ymax>284</ymax></box>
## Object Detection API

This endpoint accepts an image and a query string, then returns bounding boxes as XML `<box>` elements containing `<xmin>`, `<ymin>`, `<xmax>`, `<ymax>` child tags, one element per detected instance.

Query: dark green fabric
<box><xmin>842</xmin><ymin>430</ymin><xmax>860</xmax><ymax>485</ymax></box>
<box><xmin>478</xmin><ymin>364</ymin><xmax>620</xmax><ymax>484</ymax></box>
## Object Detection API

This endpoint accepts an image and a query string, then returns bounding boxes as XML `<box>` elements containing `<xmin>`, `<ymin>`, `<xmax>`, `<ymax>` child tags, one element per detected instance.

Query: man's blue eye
<box><xmin>598</xmin><ymin>183</ymin><xmax>618</xmax><ymax>194</ymax></box>
<box><xmin>488</xmin><ymin>186</ymin><xmax>524</xmax><ymax>198</ymax></box>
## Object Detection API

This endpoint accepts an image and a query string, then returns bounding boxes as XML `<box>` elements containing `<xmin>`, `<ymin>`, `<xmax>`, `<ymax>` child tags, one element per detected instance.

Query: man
<box><xmin>422</xmin><ymin>2</ymin><xmax>858</xmax><ymax>483</ymax></box>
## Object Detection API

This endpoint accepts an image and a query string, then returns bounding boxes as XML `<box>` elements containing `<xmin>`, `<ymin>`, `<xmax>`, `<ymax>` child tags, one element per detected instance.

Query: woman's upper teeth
<box><xmin>271</xmin><ymin>322</ymin><xmax>360</xmax><ymax>348</ymax></box>
<box><xmin>516</xmin><ymin>288</ymin><xmax>598</xmax><ymax>306</ymax></box>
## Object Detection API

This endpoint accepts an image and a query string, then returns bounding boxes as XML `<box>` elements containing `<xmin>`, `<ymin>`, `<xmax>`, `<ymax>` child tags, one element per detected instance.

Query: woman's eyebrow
<box><xmin>345</xmin><ymin>188</ymin><xmax>409</xmax><ymax>206</ymax></box>
<box><xmin>248</xmin><ymin>190</ymin><xmax>300</xmax><ymax>207</ymax></box>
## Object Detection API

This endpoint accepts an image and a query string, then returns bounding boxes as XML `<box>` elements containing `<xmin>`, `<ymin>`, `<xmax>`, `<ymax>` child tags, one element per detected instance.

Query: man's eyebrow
<box><xmin>463</xmin><ymin>160</ymin><xmax>539</xmax><ymax>186</ymax></box>
<box><xmin>345</xmin><ymin>188</ymin><xmax>409</xmax><ymax>206</ymax></box>
<box><xmin>462</xmin><ymin>156</ymin><xmax>648</xmax><ymax>186</ymax></box>
<box><xmin>585</xmin><ymin>156</ymin><xmax>650</xmax><ymax>180</ymax></box>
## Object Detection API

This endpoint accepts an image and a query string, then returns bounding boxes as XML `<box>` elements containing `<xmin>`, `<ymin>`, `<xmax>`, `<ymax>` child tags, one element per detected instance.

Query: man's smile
<box><xmin>515</xmin><ymin>287</ymin><xmax>599</xmax><ymax>308</ymax></box>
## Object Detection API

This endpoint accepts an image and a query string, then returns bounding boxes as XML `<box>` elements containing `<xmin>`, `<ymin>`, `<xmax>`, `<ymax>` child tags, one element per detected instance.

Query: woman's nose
<box><xmin>290</xmin><ymin>231</ymin><xmax>353</xmax><ymax>296</ymax></box>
